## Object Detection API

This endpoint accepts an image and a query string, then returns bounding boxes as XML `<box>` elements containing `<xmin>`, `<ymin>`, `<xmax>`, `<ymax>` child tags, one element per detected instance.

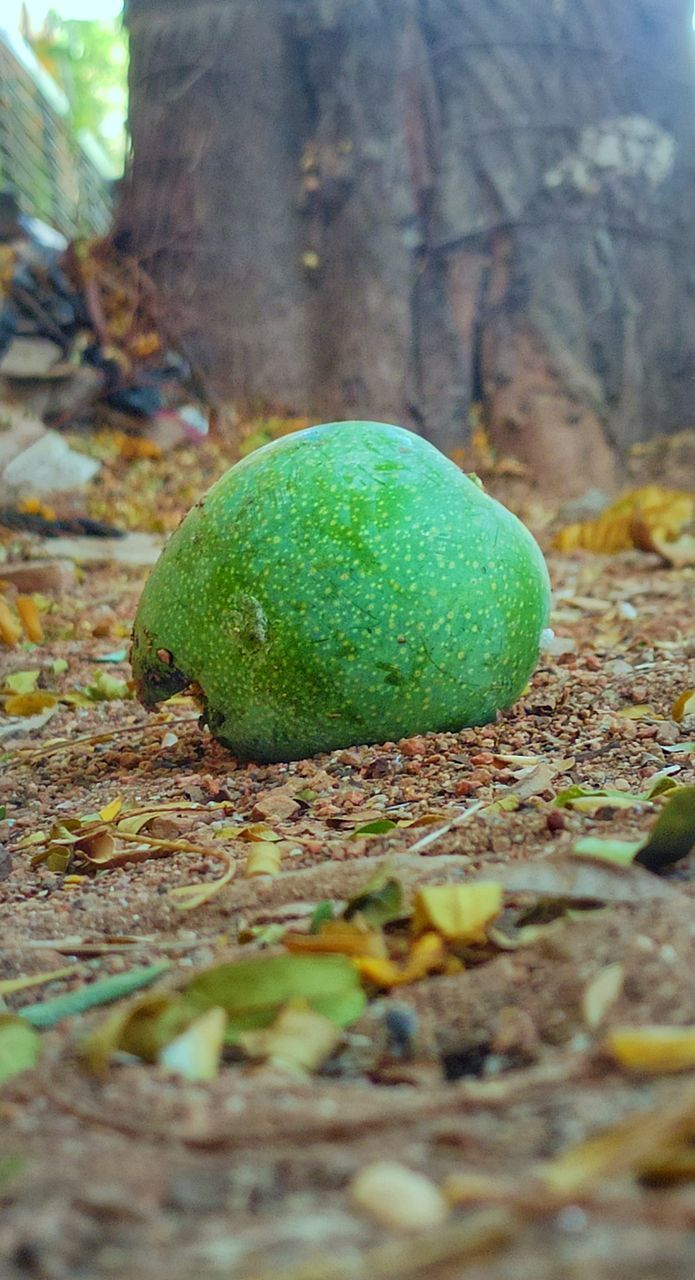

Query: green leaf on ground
<box><xmin>18</xmin><ymin>962</ymin><xmax>170</xmax><ymax>1029</ymax></box>
<box><xmin>83</xmin><ymin>671</ymin><xmax>132</xmax><ymax>701</ymax></box>
<box><xmin>0</xmin><ymin>1016</ymin><xmax>40</xmax><ymax>1084</ymax></box>
<box><xmin>574</xmin><ymin>787</ymin><xmax>695</xmax><ymax>871</ymax></box>
<box><xmin>4</xmin><ymin>670</ymin><xmax>40</xmax><ymax>694</ymax></box>
<box><xmin>185</xmin><ymin>953</ymin><xmax>367</xmax><ymax>1043</ymax></box>
<box><xmin>351</xmin><ymin>819</ymin><xmax>398</xmax><ymax>837</ymax></box>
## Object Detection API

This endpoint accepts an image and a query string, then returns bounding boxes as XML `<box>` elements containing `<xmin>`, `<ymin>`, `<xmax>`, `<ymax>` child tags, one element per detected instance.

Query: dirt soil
<box><xmin>1</xmin><ymin>448</ymin><xmax>694</xmax><ymax>1280</ymax></box>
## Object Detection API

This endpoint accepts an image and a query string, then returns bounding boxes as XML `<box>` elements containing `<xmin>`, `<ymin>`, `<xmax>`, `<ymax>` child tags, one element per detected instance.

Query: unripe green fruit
<box><xmin>131</xmin><ymin>421</ymin><xmax>550</xmax><ymax>762</ymax></box>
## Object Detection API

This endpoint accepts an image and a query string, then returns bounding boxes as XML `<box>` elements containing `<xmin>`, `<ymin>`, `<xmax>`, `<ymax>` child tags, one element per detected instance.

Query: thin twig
<box><xmin>407</xmin><ymin>800</ymin><xmax>486</xmax><ymax>854</ymax></box>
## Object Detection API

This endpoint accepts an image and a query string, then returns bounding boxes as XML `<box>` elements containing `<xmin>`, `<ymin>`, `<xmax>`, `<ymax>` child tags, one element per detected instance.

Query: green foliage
<box><xmin>30</xmin><ymin>10</ymin><xmax>128</xmax><ymax>170</ymax></box>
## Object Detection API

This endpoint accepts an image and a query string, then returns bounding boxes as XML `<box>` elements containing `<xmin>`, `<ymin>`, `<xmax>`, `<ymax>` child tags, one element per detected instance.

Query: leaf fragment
<box><xmin>343</xmin><ymin>862</ymin><xmax>405</xmax><ymax>927</ymax></box>
<box><xmin>671</xmin><ymin>689</ymin><xmax>695</xmax><ymax>723</ymax></box>
<box><xmin>0</xmin><ymin>1016</ymin><xmax>41</xmax><ymax>1085</ymax></box>
<box><xmin>284</xmin><ymin>918</ymin><xmax>387</xmax><ymax>960</ymax></box>
<box><xmin>582</xmin><ymin>963</ymin><xmax>624</xmax><ymax>1030</ymax></box>
<box><xmin>4</xmin><ymin>670</ymin><xmax>40</xmax><ymax>694</ymax></box>
<box><xmin>16</xmin><ymin>596</ymin><xmax>44</xmax><ymax>644</ymax></box>
<box><xmin>83</xmin><ymin>671</ymin><xmax>132</xmax><ymax>702</ymax></box>
<box><xmin>158</xmin><ymin>1006</ymin><xmax>227</xmax><ymax>1081</ymax></box>
<box><xmin>4</xmin><ymin>691</ymin><xmax>57</xmax><ymax>717</ymax></box>
<box><xmin>350</xmin><ymin>1160</ymin><xmax>448</xmax><ymax>1231</ymax></box>
<box><xmin>0</xmin><ymin>966</ymin><xmax>77</xmax><ymax>996</ymax></box>
<box><xmin>352</xmin><ymin>818</ymin><xmax>398</xmax><ymax>837</ymax></box>
<box><xmin>574</xmin><ymin>786</ymin><xmax>695</xmax><ymax>871</ymax></box>
<box><xmin>238</xmin><ymin>1000</ymin><xmax>341</xmax><ymax>1073</ymax></box>
<box><xmin>0</xmin><ymin>598</ymin><xmax>21</xmax><ymax>647</ymax></box>
<box><xmin>99</xmin><ymin>797</ymin><xmax>123</xmax><ymax>823</ymax></box>
<box><xmin>604</xmin><ymin>1026</ymin><xmax>695</xmax><ymax>1074</ymax></box>
<box><xmin>413</xmin><ymin>883</ymin><xmax>502</xmax><ymax>943</ymax></box>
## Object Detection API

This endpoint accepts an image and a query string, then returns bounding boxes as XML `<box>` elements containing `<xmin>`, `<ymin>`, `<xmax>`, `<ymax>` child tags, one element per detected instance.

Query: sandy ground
<box><xmin>1</xmin><ymin>456</ymin><xmax>694</xmax><ymax>1280</ymax></box>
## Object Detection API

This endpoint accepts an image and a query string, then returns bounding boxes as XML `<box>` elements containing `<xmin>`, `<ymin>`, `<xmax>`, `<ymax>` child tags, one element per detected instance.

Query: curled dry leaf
<box><xmin>553</xmin><ymin>485</ymin><xmax>693</xmax><ymax>555</ymax></box>
<box><xmin>244</xmin><ymin>842</ymin><xmax>282</xmax><ymax>878</ymax></box>
<box><xmin>350</xmin><ymin>1160</ymin><xmax>448</xmax><ymax>1231</ymax></box>
<box><xmin>671</xmin><ymin>689</ymin><xmax>695</xmax><ymax>722</ymax></box>
<box><xmin>632</xmin><ymin>514</ymin><xmax>695</xmax><ymax>568</ymax></box>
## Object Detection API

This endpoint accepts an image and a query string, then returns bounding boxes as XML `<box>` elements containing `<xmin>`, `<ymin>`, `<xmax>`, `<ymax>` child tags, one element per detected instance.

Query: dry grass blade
<box><xmin>406</xmin><ymin>801</ymin><xmax>485</xmax><ymax>854</ymax></box>
<box><xmin>9</xmin><ymin>716</ymin><xmax>199</xmax><ymax>763</ymax></box>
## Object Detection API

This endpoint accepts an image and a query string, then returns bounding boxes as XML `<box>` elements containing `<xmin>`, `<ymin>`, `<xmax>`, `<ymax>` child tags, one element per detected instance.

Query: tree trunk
<box><xmin>121</xmin><ymin>0</ymin><xmax>695</xmax><ymax>492</ymax></box>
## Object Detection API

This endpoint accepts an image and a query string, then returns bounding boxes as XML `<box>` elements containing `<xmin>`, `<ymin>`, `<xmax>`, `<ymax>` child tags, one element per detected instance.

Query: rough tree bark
<box><xmin>121</xmin><ymin>0</ymin><xmax>695</xmax><ymax>492</ymax></box>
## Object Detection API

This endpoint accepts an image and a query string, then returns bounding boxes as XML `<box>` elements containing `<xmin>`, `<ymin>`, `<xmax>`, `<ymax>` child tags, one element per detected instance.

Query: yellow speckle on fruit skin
<box><xmin>131</xmin><ymin>420</ymin><xmax>551</xmax><ymax>762</ymax></box>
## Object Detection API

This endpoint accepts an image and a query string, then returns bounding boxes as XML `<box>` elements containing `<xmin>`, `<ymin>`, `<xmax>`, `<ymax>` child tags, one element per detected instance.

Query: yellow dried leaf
<box><xmin>616</xmin><ymin>704</ymin><xmax>658</xmax><ymax>720</ymax></box>
<box><xmin>353</xmin><ymin>955</ymin><xmax>402</xmax><ymax>987</ymax></box>
<box><xmin>18</xmin><ymin>496</ymin><xmax>56</xmax><ymax>519</ymax></box>
<box><xmin>553</xmin><ymin>486</ymin><xmax>693</xmax><ymax>555</ymax></box>
<box><xmin>402</xmin><ymin>930</ymin><xmax>448</xmax><ymax>981</ymax></box>
<box><xmin>539</xmin><ymin>1088</ymin><xmax>695</xmax><ymax>1196</ymax></box>
<box><xmin>353</xmin><ymin>931</ymin><xmax>447</xmax><ymax>988</ymax></box>
<box><xmin>0</xmin><ymin>598</ymin><xmax>21</xmax><ymax>647</ymax></box>
<box><xmin>16</xmin><ymin>596</ymin><xmax>43</xmax><ymax>644</ymax></box>
<box><xmin>238</xmin><ymin>1000</ymin><xmax>340</xmax><ymax>1073</ymax></box>
<box><xmin>351</xmin><ymin>1160</ymin><xmax>448</xmax><ymax>1230</ymax></box>
<box><xmin>604</xmin><ymin>1025</ymin><xmax>695</xmax><ymax>1074</ymax></box>
<box><xmin>413</xmin><ymin>883</ymin><xmax>503</xmax><ymax>943</ymax></box>
<box><xmin>99</xmin><ymin>797</ymin><xmax>123</xmax><ymax>823</ymax></box>
<box><xmin>284</xmin><ymin>920</ymin><xmax>387</xmax><ymax>960</ymax></box>
<box><xmin>671</xmin><ymin>690</ymin><xmax>695</xmax><ymax>723</ymax></box>
<box><xmin>244</xmin><ymin>842</ymin><xmax>282</xmax><ymax>877</ymax></box>
<box><xmin>582</xmin><ymin>963</ymin><xmax>624</xmax><ymax>1030</ymax></box>
<box><xmin>4</xmin><ymin>691</ymin><xmax>57</xmax><ymax>716</ymax></box>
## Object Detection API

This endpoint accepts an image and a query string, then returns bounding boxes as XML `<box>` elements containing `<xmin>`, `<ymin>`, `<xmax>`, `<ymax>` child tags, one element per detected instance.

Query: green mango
<box><xmin>131</xmin><ymin>421</ymin><xmax>550</xmax><ymax>762</ymax></box>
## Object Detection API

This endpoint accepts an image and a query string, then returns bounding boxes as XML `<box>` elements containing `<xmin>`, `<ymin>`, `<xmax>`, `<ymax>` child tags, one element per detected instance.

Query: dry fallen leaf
<box><xmin>16</xmin><ymin>596</ymin><xmax>44</xmax><ymax>644</ymax></box>
<box><xmin>413</xmin><ymin>883</ymin><xmax>502</xmax><ymax>943</ymax></box>
<box><xmin>671</xmin><ymin>689</ymin><xmax>695</xmax><ymax>722</ymax></box>
<box><xmin>350</xmin><ymin>1160</ymin><xmax>448</xmax><ymax>1231</ymax></box>
<box><xmin>604</xmin><ymin>1025</ymin><xmax>695</xmax><ymax>1074</ymax></box>
<box><xmin>582</xmin><ymin>963</ymin><xmax>624</xmax><ymax>1030</ymax></box>
<box><xmin>553</xmin><ymin>486</ymin><xmax>693</xmax><ymax>555</ymax></box>
<box><xmin>238</xmin><ymin>1000</ymin><xmax>341</xmax><ymax>1073</ymax></box>
<box><xmin>244</xmin><ymin>842</ymin><xmax>283</xmax><ymax>878</ymax></box>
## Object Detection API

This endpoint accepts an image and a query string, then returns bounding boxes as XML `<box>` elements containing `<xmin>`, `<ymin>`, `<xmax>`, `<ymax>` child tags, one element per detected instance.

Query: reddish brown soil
<box><xmin>1</xmin><ymin>466</ymin><xmax>694</xmax><ymax>1280</ymax></box>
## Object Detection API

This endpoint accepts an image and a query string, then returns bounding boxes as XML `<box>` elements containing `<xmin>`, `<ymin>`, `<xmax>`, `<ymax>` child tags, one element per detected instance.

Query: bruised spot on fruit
<box><xmin>228</xmin><ymin>595</ymin><xmax>269</xmax><ymax>652</ymax></box>
<box><xmin>156</xmin><ymin>648</ymin><xmax>172</xmax><ymax>665</ymax></box>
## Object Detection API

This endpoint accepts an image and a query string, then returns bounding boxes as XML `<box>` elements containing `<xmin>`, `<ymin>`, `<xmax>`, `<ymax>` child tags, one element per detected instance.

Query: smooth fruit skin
<box><xmin>131</xmin><ymin>421</ymin><xmax>550</xmax><ymax>762</ymax></box>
